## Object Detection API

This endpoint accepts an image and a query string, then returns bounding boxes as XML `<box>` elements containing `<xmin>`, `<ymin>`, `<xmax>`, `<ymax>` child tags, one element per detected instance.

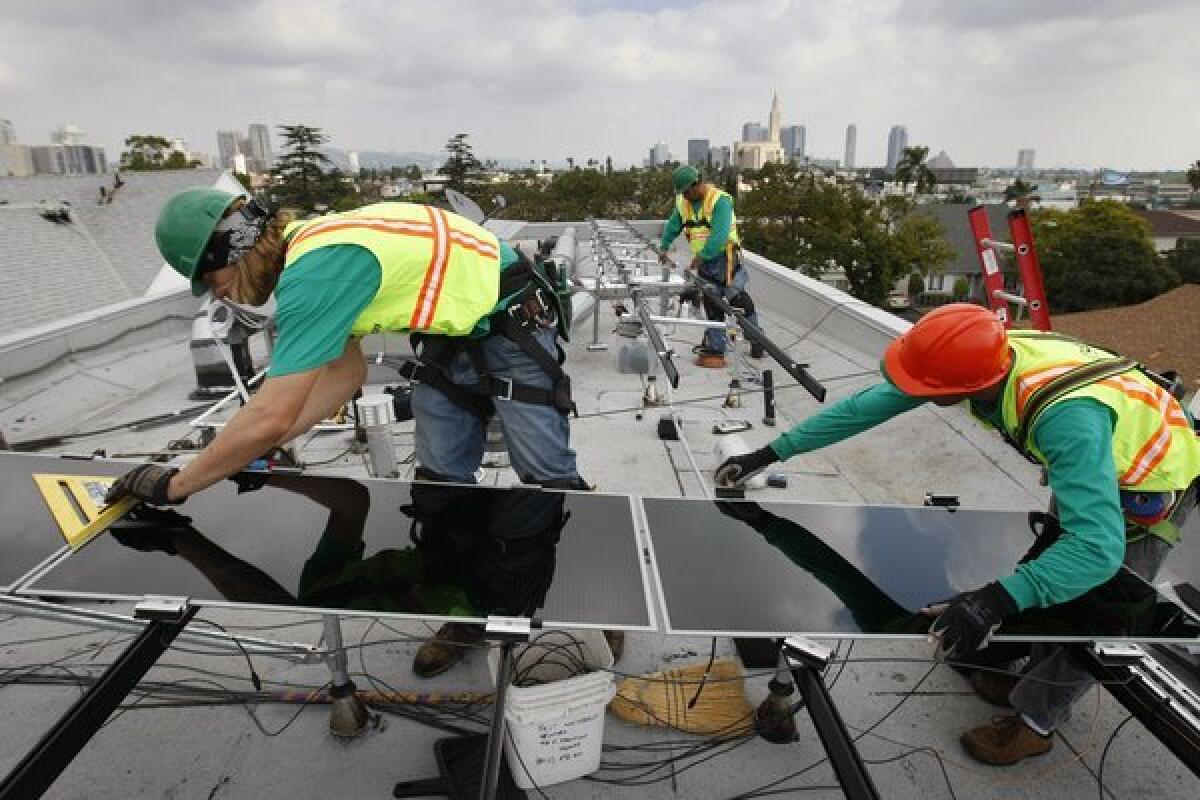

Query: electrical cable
<box><xmin>1095</xmin><ymin>714</ymin><xmax>1135</xmax><ymax>800</ymax></box>
<box><xmin>186</xmin><ymin>617</ymin><xmax>262</xmax><ymax>691</ymax></box>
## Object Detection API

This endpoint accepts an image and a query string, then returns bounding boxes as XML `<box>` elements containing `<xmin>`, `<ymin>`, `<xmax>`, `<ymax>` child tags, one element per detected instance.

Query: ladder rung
<box><xmin>993</xmin><ymin>290</ymin><xmax>1028</xmax><ymax>306</ymax></box>
<box><xmin>981</xmin><ymin>238</ymin><xmax>1015</xmax><ymax>252</ymax></box>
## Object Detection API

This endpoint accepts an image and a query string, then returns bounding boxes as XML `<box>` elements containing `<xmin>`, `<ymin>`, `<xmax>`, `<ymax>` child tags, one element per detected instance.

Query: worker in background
<box><xmin>715</xmin><ymin>304</ymin><xmax>1200</xmax><ymax>766</ymax></box>
<box><xmin>105</xmin><ymin>189</ymin><xmax>587</xmax><ymax>675</ymax></box>
<box><xmin>658</xmin><ymin>165</ymin><xmax>762</xmax><ymax>368</ymax></box>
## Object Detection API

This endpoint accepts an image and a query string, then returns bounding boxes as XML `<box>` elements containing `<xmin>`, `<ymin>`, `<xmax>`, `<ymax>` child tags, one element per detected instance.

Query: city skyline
<box><xmin>2</xmin><ymin>2</ymin><xmax>1198</xmax><ymax>171</ymax></box>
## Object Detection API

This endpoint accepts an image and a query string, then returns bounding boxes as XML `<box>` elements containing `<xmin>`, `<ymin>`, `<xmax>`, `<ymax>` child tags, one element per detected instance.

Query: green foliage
<box><xmin>1032</xmin><ymin>200</ymin><xmax>1180</xmax><ymax>311</ymax></box>
<box><xmin>894</xmin><ymin>146</ymin><xmax>936</xmax><ymax>194</ymax></box>
<box><xmin>438</xmin><ymin>133</ymin><xmax>481</xmax><ymax>191</ymax></box>
<box><xmin>464</xmin><ymin>165</ymin><xmax>674</xmax><ymax>222</ymax></box>
<box><xmin>1003</xmin><ymin>178</ymin><xmax>1039</xmax><ymax>206</ymax></box>
<box><xmin>119</xmin><ymin>134</ymin><xmax>199</xmax><ymax>171</ymax></box>
<box><xmin>738</xmin><ymin>162</ymin><xmax>951</xmax><ymax>306</ymax></box>
<box><xmin>952</xmin><ymin>277</ymin><xmax>970</xmax><ymax>299</ymax></box>
<box><xmin>269</xmin><ymin>125</ymin><xmax>357</xmax><ymax>213</ymax></box>
<box><xmin>1187</xmin><ymin>160</ymin><xmax>1200</xmax><ymax>193</ymax></box>
<box><xmin>1164</xmin><ymin>238</ymin><xmax>1200</xmax><ymax>284</ymax></box>
<box><xmin>906</xmin><ymin>272</ymin><xmax>924</xmax><ymax>296</ymax></box>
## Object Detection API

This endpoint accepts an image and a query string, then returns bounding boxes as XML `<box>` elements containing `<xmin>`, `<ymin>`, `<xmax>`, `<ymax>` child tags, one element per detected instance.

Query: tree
<box><xmin>269</xmin><ymin>124</ymin><xmax>354</xmax><ymax>212</ymax></box>
<box><xmin>894</xmin><ymin>146</ymin><xmax>936</xmax><ymax>195</ymax></box>
<box><xmin>1187</xmin><ymin>160</ymin><xmax>1200</xmax><ymax>193</ymax></box>
<box><xmin>906</xmin><ymin>272</ymin><xmax>924</xmax><ymax>297</ymax></box>
<box><xmin>438</xmin><ymin>133</ymin><xmax>481</xmax><ymax>191</ymax></box>
<box><xmin>952</xmin><ymin>277</ymin><xmax>970</xmax><ymax>299</ymax></box>
<box><xmin>739</xmin><ymin>161</ymin><xmax>950</xmax><ymax>306</ymax></box>
<box><xmin>1032</xmin><ymin>200</ymin><xmax>1180</xmax><ymax>311</ymax></box>
<box><xmin>1003</xmin><ymin>178</ymin><xmax>1040</xmax><ymax>209</ymax></box>
<box><xmin>120</xmin><ymin>134</ymin><xmax>199</xmax><ymax>170</ymax></box>
<box><xmin>1164</xmin><ymin>238</ymin><xmax>1200</xmax><ymax>284</ymax></box>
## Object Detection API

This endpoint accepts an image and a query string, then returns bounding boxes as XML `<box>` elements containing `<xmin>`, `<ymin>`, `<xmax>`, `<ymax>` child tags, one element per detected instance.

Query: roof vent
<box><xmin>38</xmin><ymin>200</ymin><xmax>72</xmax><ymax>224</ymax></box>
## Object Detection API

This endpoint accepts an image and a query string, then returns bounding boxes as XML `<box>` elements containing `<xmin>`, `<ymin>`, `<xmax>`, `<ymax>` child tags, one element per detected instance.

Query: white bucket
<box><xmin>487</xmin><ymin>629</ymin><xmax>616</xmax><ymax>789</ymax></box>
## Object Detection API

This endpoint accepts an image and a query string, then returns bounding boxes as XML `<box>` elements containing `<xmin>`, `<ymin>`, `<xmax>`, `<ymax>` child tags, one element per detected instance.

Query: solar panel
<box><xmin>643</xmin><ymin>496</ymin><xmax>1200</xmax><ymax>644</ymax></box>
<box><xmin>6</xmin><ymin>454</ymin><xmax>653</xmax><ymax>630</ymax></box>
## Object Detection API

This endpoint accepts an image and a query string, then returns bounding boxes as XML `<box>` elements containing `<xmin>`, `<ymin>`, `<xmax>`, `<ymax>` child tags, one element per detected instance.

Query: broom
<box><xmin>609</xmin><ymin>658</ymin><xmax>754</xmax><ymax>736</ymax></box>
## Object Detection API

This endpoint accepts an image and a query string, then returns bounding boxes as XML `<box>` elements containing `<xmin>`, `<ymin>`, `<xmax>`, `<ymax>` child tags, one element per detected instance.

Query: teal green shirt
<box><xmin>768</xmin><ymin>381</ymin><xmax>1127</xmax><ymax>612</ymax></box>
<box><xmin>659</xmin><ymin>193</ymin><xmax>733</xmax><ymax>261</ymax></box>
<box><xmin>269</xmin><ymin>241</ymin><xmax>519</xmax><ymax>376</ymax></box>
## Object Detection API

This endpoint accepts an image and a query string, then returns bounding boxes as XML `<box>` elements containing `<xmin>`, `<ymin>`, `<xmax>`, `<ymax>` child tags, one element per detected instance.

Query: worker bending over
<box><xmin>716</xmin><ymin>304</ymin><xmax>1199</xmax><ymax>766</ymax></box>
<box><xmin>659</xmin><ymin>165</ymin><xmax>761</xmax><ymax>368</ymax></box>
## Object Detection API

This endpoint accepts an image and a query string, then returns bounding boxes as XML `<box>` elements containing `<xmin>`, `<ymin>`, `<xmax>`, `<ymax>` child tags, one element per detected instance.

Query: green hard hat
<box><xmin>672</xmin><ymin>165</ymin><xmax>701</xmax><ymax>194</ymax></box>
<box><xmin>155</xmin><ymin>188</ymin><xmax>240</xmax><ymax>296</ymax></box>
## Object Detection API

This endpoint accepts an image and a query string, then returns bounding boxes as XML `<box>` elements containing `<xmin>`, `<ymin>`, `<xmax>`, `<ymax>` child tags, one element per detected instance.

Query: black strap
<box><xmin>1011</xmin><ymin>356</ymin><xmax>1138</xmax><ymax>459</ymax></box>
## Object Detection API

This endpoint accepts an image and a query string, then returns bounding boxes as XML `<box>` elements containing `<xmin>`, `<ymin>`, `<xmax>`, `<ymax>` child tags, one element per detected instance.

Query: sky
<box><xmin>2</xmin><ymin>0</ymin><xmax>1198</xmax><ymax>171</ymax></box>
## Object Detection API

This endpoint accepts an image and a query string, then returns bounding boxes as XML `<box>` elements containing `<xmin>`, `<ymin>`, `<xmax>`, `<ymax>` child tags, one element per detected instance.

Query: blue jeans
<box><xmin>698</xmin><ymin>252</ymin><xmax>759</xmax><ymax>354</ymax></box>
<box><xmin>411</xmin><ymin>326</ymin><xmax>580</xmax><ymax>485</ymax></box>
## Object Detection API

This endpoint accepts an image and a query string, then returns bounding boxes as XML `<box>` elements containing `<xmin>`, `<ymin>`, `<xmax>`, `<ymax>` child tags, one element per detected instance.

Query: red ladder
<box><xmin>967</xmin><ymin>206</ymin><xmax>1052</xmax><ymax>331</ymax></box>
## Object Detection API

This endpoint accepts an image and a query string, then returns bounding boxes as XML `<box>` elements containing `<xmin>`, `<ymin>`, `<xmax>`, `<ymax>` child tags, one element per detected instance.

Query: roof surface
<box><xmin>920</xmin><ymin>202</ymin><xmax>1008</xmax><ymax>276</ymax></box>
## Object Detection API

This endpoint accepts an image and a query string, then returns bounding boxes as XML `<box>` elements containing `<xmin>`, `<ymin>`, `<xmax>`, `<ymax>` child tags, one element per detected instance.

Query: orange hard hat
<box><xmin>883</xmin><ymin>303</ymin><xmax>1012</xmax><ymax>397</ymax></box>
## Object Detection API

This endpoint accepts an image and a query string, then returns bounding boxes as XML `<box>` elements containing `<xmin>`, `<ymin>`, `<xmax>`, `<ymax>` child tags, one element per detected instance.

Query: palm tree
<box><xmin>894</xmin><ymin>146</ymin><xmax>936</xmax><ymax>195</ymax></box>
<box><xmin>1187</xmin><ymin>160</ymin><xmax>1200</xmax><ymax>193</ymax></box>
<box><xmin>1003</xmin><ymin>178</ymin><xmax>1040</xmax><ymax>209</ymax></box>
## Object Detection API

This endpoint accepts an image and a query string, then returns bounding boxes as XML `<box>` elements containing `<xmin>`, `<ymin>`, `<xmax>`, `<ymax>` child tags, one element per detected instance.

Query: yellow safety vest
<box><xmin>283</xmin><ymin>202</ymin><xmax>501</xmax><ymax>336</ymax></box>
<box><xmin>676</xmin><ymin>185</ymin><xmax>741</xmax><ymax>258</ymax></box>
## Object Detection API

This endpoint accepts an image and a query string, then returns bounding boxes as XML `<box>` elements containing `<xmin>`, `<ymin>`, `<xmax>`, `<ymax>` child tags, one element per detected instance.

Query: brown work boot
<box><xmin>413</xmin><ymin>622</ymin><xmax>485</xmax><ymax>679</ymax></box>
<box><xmin>961</xmin><ymin>714</ymin><xmax>1053</xmax><ymax>766</ymax></box>
<box><xmin>602</xmin><ymin>630</ymin><xmax>625</xmax><ymax>664</ymax></box>
<box><xmin>695</xmin><ymin>351</ymin><xmax>727</xmax><ymax>368</ymax></box>
<box><xmin>969</xmin><ymin>669</ymin><xmax>1018</xmax><ymax>708</ymax></box>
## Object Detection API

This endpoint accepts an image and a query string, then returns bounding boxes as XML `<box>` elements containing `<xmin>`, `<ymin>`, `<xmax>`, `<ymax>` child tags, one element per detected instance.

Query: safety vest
<box><xmin>980</xmin><ymin>332</ymin><xmax>1200</xmax><ymax>498</ymax></box>
<box><xmin>676</xmin><ymin>185</ymin><xmax>740</xmax><ymax>257</ymax></box>
<box><xmin>283</xmin><ymin>202</ymin><xmax>501</xmax><ymax>336</ymax></box>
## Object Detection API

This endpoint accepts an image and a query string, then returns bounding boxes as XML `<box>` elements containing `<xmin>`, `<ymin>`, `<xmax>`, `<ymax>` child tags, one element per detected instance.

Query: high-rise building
<box><xmin>844</xmin><ymin>124</ymin><xmax>857</xmax><ymax>170</ymax></box>
<box><xmin>0</xmin><ymin>119</ymin><xmax>16</xmax><ymax>145</ymax></box>
<box><xmin>687</xmin><ymin>138</ymin><xmax>710</xmax><ymax>167</ymax></box>
<box><xmin>742</xmin><ymin>122</ymin><xmax>766</xmax><ymax>143</ymax></box>
<box><xmin>767</xmin><ymin>92</ymin><xmax>782</xmax><ymax>144</ymax></box>
<box><xmin>708</xmin><ymin>145</ymin><xmax>731</xmax><ymax>170</ymax></box>
<box><xmin>347</xmin><ymin>150</ymin><xmax>360</xmax><ymax>173</ymax></box>
<box><xmin>648</xmin><ymin>141</ymin><xmax>671</xmax><ymax>166</ymax></box>
<box><xmin>886</xmin><ymin>125</ymin><xmax>908</xmax><ymax>171</ymax></box>
<box><xmin>781</xmin><ymin>125</ymin><xmax>806</xmax><ymax>159</ymax></box>
<box><xmin>1017</xmin><ymin>148</ymin><xmax>1036</xmax><ymax>172</ymax></box>
<box><xmin>30</xmin><ymin>144</ymin><xmax>106</xmax><ymax>175</ymax></box>
<box><xmin>247</xmin><ymin>124</ymin><xmax>273</xmax><ymax>172</ymax></box>
<box><xmin>216</xmin><ymin>130</ymin><xmax>239</xmax><ymax>170</ymax></box>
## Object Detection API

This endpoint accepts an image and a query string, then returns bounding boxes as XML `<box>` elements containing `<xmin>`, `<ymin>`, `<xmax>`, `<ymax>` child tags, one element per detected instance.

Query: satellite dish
<box><xmin>444</xmin><ymin>188</ymin><xmax>486</xmax><ymax>224</ymax></box>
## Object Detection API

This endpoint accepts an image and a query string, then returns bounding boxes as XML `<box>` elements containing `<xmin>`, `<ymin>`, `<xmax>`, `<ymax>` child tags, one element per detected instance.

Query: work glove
<box><xmin>104</xmin><ymin>464</ymin><xmax>182</xmax><ymax>506</ymax></box>
<box><xmin>715</xmin><ymin>500</ymin><xmax>774</xmax><ymax>530</ymax></box>
<box><xmin>924</xmin><ymin>582</ymin><xmax>1018</xmax><ymax>659</ymax></box>
<box><xmin>714</xmin><ymin>446</ymin><xmax>778</xmax><ymax>488</ymax></box>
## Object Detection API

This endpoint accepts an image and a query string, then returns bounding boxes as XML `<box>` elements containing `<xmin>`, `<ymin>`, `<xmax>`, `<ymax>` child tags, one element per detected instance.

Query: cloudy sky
<box><xmin>2</xmin><ymin>0</ymin><xmax>1197</xmax><ymax>170</ymax></box>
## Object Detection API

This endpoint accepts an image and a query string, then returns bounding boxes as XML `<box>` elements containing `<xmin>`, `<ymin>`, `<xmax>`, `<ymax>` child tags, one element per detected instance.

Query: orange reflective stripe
<box><xmin>1121</xmin><ymin>390</ymin><xmax>1173</xmax><ymax>484</ymax></box>
<box><xmin>447</xmin><ymin>228</ymin><xmax>499</xmax><ymax>259</ymax></box>
<box><xmin>1014</xmin><ymin>362</ymin><xmax>1081</xmax><ymax>415</ymax></box>
<box><xmin>410</xmin><ymin>207</ymin><xmax>451</xmax><ymax>330</ymax></box>
<box><xmin>289</xmin><ymin>218</ymin><xmax>434</xmax><ymax>249</ymax></box>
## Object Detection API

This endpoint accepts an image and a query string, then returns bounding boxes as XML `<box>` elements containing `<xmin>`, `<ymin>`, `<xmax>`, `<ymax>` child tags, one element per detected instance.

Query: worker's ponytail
<box><xmin>227</xmin><ymin>209</ymin><xmax>297</xmax><ymax>307</ymax></box>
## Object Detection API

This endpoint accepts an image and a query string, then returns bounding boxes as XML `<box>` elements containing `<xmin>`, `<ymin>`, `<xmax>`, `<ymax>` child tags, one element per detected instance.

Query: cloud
<box><xmin>1</xmin><ymin>0</ymin><xmax>1197</xmax><ymax>169</ymax></box>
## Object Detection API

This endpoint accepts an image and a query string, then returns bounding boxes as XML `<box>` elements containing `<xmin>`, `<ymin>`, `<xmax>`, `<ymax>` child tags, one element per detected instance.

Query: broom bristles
<box><xmin>609</xmin><ymin>658</ymin><xmax>754</xmax><ymax>736</ymax></box>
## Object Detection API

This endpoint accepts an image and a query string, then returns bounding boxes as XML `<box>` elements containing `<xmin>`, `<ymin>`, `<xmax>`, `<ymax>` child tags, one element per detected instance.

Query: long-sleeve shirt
<box><xmin>659</xmin><ymin>192</ymin><xmax>734</xmax><ymax>261</ymax></box>
<box><xmin>767</xmin><ymin>381</ymin><xmax>1127</xmax><ymax>612</ymax></box>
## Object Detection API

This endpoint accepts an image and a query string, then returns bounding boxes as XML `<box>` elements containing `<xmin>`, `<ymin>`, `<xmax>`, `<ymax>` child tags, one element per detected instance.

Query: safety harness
<box><xmin>397</xmin><ymin>254</ymin><xmax>577</xmax><ymax>421</ymax></box>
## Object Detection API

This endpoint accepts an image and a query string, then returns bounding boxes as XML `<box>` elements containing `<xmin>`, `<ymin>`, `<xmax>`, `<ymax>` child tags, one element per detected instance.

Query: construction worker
<box><xmin>715</xmin><ymin>303</ymin><xmax>1200</xmax><ymax>766</ymax></box>
<box><xmin>658</xmin><ymin>165</ymin><xmax>761</xmax><ymax>368</ymax></box>
<box><xmin>105</xmin><ymin>190</ymin><xmax>586</xmax><ymax>673</ymax></box>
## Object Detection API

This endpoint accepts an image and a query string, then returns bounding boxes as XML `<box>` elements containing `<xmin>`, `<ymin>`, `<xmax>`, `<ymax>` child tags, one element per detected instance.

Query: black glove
<box><xmin>104</xmin><ymin>464</ymin><xmax>182</xmax><ymax>506</ymax></box>
<box><xmin>926</xmin><ymin>582</ymin><xmax>1018</xmax><ymax>659</ymax></box>
<box><xmin>715</xmin><ymin>500</ymin><xmax>774</xmax><ymax>529</ymax></box>
<box><xmin>714</xmin><ymin>446</ymin><xmax>778</xmax><ymax>488</ymax></box>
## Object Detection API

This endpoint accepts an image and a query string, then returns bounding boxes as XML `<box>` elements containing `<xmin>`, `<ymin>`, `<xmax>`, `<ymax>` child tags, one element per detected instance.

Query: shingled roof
<box><xmin>0</xmin><ymin>169</ymin><xmax>221</xmax><ymax>337</ymax></box>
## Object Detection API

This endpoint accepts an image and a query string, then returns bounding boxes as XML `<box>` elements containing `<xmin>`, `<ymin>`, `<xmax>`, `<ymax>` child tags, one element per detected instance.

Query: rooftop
<box><xmin>0</xmin><ymin>204</ymin><xmax>1197</xmax><ymax>798</ymax></box>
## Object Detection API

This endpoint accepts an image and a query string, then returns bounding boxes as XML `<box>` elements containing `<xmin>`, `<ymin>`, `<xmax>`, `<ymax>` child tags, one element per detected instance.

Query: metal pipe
<box><xmin>672</xmin><ymin>412</ymin><xmax>712</xmax><ymax>500</ymax></box>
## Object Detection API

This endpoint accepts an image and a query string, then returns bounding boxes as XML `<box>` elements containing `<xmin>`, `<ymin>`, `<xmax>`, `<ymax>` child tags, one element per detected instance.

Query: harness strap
<box><xmin>1009</xmin><ymin>356</ymin><xmax>1138</xmax><ymax>461</ymax></box>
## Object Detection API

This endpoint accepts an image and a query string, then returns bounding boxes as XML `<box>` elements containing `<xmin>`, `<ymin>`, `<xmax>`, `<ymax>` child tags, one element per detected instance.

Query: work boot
<box><xmin>413</xmin><ymin>622</ymin><xmax>485</xmax><ymax>678</ymax></box>
<box><xmin>695</xmin><ymin>350</ymin><xmax>727</xmax><ymax>369</ymax></box>
<box><xmin>603</xmin><ymin>630</ymin><xmax>625</xmax><ymax>663</ymax></box>
<box><xmin>961</xmin><ymin>714</ymin><xmax>1052</xmax><ymax>766</ymax></box>
<box><xmin>969</xmin><ymin>669</ymin><xmax>1018</xmax><ymax>708</ymax></box>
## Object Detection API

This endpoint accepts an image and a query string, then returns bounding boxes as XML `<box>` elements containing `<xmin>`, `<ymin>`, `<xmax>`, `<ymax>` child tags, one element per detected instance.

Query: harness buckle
<box><xmin>493</xmin><ymin>376</ymin><xmax>514</xmax><ymax>402</ymax></box>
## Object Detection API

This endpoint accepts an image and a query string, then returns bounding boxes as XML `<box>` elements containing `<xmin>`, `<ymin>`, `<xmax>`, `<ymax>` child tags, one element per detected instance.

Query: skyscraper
<box><xmin>648</xmin><ymin>141</ymin><xmax>671</xmax><ymax>166</ymax></box>
<box><xmin>708</xmin><ymin>145</ymin><xmax>731</xmax><ymax>169</ymax></box>
<box><xmin>247</xmin><ymin>124</ymin><xmax>273</xmax><ymax>172</ymax></box>
<box><xmin>742</xmin><ymin>122</ymin><xmax>766</xmax><ymax>143</ymax></box>
<box><xmin>781</xmin><ymin>125</ymin><xmax>806</xmax><ymax>159</ymax></box>
<box><xmin>767</xmin><ymin>92</ymin><xmax>782</xmax><ymax>144</ymax></box>
<box><xmin>844</xmin><ymin>124</ymin><xmax>857</xmax><ymax>170</ymax></box>
<box><xmin>687</xmin><ymin>138</ymin><xmax>710</xmax><ymax>167</ymax></box>
<box><xmin>216</xmin><ymin>130</ymin><xmax>239</xmax><ymax>170</ymax></box>
<box><xmin>1017</xmin><ymin>148</ymin><xmax>1036</xmax><ymax>172</ymax></box>
<box><xmin>886</xmin><ymin>125</ymin><xmax>908</xmax><ymax>171</ymax></box>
